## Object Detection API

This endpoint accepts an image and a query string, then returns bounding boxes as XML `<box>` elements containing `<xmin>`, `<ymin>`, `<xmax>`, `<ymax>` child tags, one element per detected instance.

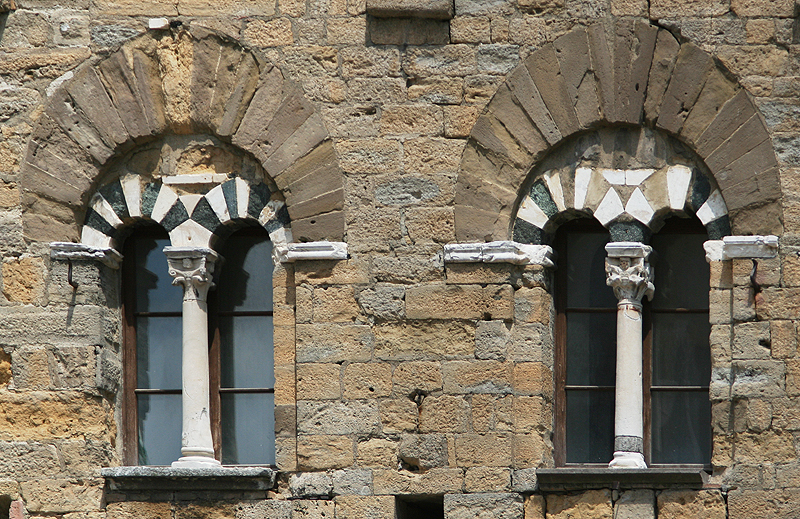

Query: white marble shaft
<box><xmin>164</xmin><ymin>246</ymin><xmax>221</xmax><ymax>469</ymax></box>
<box><xmin>605</xmin><ymin>242</ymin><xmax>654</xmax><ymax>469</ymax></box>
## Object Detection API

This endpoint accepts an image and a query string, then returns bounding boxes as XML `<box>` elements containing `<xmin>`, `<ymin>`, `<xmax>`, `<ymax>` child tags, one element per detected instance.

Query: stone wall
<box><xmin>2</xmin><ymin>0</ymin><xmax>800</xmax><ymax>518</ymax></box>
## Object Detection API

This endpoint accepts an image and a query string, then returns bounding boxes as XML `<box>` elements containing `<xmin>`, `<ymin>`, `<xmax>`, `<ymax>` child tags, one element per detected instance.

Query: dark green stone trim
<box><xmin>222</xmin><ymin>180</ymin><xmax>238</xmax><ymax>218</ymax></box>
<box><xmin>609</xmin><ymin>220</ymin><xmax>650</xmax><ymax>243</ymax></box>
<box><xmin>141</xmin><ymin>182</ymin><xmax>162</xmax><ymax>219</ymax></box>
<box><xmin>689</xmin><ymin>172</ymin><xmax>711</xmax><ymax>212</ymax></box>
<box><xmin>99</xmin><ymin>179</ymin><xmax>130</xmax><ymax>219</ymax></box>
<box><xmin>84</xmin><ymin>207</ymin><xmax>117</xmax><ymax>237</ymax></box>
<box><xmin>705</xmin><ymin>215</ymin><xmax>731</xmax><ymax>240</ymax></box>
<box><xmin>160</xmin><ymin>201</ymin><xmax>189</xmax><ymax>232</ymax></box>
<box><xmin>247</xmin><ymin>182</ymin><xmax>271</xmax><ymax>219</ymax></box>
<box><xmin>513</xmin><ymin>218</ymin><xmax>544</xmax><ymax>245</ymax></box>
<box><xmin>529</xmin><ymin>179</ymin><xmax>558</xmax><ymax>218</ymax></box>
<box><xmin>191</xmin><ymin>197</ymin><xmax>222</xmax><ymax>232</ymax></box>
<box><xmin>264</xmin><ymin>204</ymin><xmax>291</xmax><ymax>234</ymax></box>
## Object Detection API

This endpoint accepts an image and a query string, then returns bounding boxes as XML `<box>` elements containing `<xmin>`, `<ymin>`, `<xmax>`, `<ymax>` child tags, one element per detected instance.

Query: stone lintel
<box><xmin>162</xmin><ymin>173</ymin><xmax>229</xmax><ymax>185</ymax></box>
<box><xmin>444</xmin><ymin>241</ymin><xmax>555</xmax><ymax>267</ymax></box>
<box><xmin>703</xmin><ymin>235</ymin><xmax>778</xmax><ymax>261</ymax></box>
<box><xmin>604</xmin><ymin>241</ymin><xmax>652</xmax><ymax>259</ymax></box>
<box><xmin>366</xmin><ymin>0</ymin><xmax>454</xmax><ymax>19</ymax></box>
<box><xmin>101</xmin><ymin>466</ymin><xmax>276</xmax><ymax>491</ymax></box>
<box><xmin>50</xmin><ymin>242</ymin><xmax>123</xmax><ymax>269</ymax></box>
<box><xmin>274</xmin><ymin>241</ymin><xmax>348</xmax><ymax>263</ymax></box>
<box><xmin>536</xmin><ymin>468</ymin><xmax>708</xmax><ymax>492</ymax></box>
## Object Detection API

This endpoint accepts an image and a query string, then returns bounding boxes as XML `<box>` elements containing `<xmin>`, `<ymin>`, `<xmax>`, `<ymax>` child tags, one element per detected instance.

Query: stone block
<box><xmin>356</xmin><ymin>285</ymin><xmax>405</xmax><ymax>320</ymax></box>
<box><xmin>297</xmin><ymin>400</ymin><xmax>380</xmax><ymax>435</ymax></box>
<box><xmin>443</xmin><ymin>493</ymin><xmax>522</xmax><ymax>519</ymax></box>
<box><xmin>334</xmin><ymin>496</ymin><xmax>394</xmax><ymax>519</ymax></box>
<box><xmin>341</xmin><ymin>47</ymin><xmax>401</xmax><ymax>79</ymax></box>
<box><xmin>409</xmin><ymin>76</ymin><xmax>464</xmax><ymax>105</ymax></box>
<box><xmin>513</xmin><ymin>362</ymin><xmax>553</xmax><ymax>399</ymax></box>
<box><xmin>404</xmin><ymin>207</ymin><xmax>455</xmax><ymax>244</ymax></box>
<box><xmin>21</xmin><ymin>479</ymin><xmax>103</xmax><ymax>513</ymax></box>
<box><xmin>547</xmin><ymin>490</ymin><xmax>612</xmax><ymax>519</ymax></box>
<box><xmin>444</xmin><ymin>106</ymin><xmax>480</xmax><ymax>137</ymax></box>
<box><xmin>297</xmin><ymin>435</ymin><xmax>354</xmax><ymax>471</ymax></box>
<box><xmin>406</xmin><ymin>284</ymin><xmax>514</xmax><ymax>320</ymax></box>
<box><xmin>770</xmin><ymin>320</ymin><xmax>797</xmax><ymax>358</ymax></box>
<box><xmin>454</xmin><ymin>433</ymin><xmax>512</xmax><ymax>467</ymax></box>
<box><xmin>346</xmin><ymin>78</ymin><xmax>407</xmax><ymax>104</ymax></box>
<box><xmin>375</xmin><ymin>321</ymin><xmax>474</xmax><ymax>361</ymax></box>
<box><xmin>733</xmin><ymin>286</ymin><xmax>756</xmax><ymax>322</ymax></box>
<box><xmin>657</xmin><ymin>490</ymin><xmax>725</xmax><ymax>519</ymax></box>
<box><xmin>615</xmin><ymin>490</ymin><xmax>654</xmax><ymax>519</ymax></box>
<box><xmin>452</xmin><ymin>16</ymin><xmax>491</xmax><ymax>44</ymax></box>
<box><xmin>312</xmin><ymin>285</ymin><xmax>361</xmax><ymax>323</ymax></box>
<box><xmin>296</xmin><ymin>323</ymin><xmax>373</xmax><ymax>363</ymax></box>
<box><xmin>464</xmin><ymin>467</ymin><xmax>512</xmax><ymax>493</ymax></box>
<box><xmin>475</xmin><ymin>320</ymin><xmax>510</xmax><ymax>361</ymax></box>
<box><xmin>419</xmin><ymin>395</ymin><xmax>470</xmax><ymax>433</ymax></box>
<box><xmin>733</xmin><ymin>321</ymin><xmax>772</xmax><ymax>359</ymax></box>
<box><xmin>657</xmin><ymin>43</ymin><xmax>713</xmax><ymax>135</ymax></box>
<box><xmin>327</xmin><ymin>17</ymin><xmax>367</xmax><ymax>45</ymax></box>
<box><xmin>732</xmin><ymin>360</ymin><xmax>786</xmax><ymax>398</ymax></box>
<box><xmin>337</xmin><ymin>138</ymin><xmax>402</xmax><ymax>175</ymax></box>
<box><xmin>442</xmin><ymin>360</ymin><xmax>512</xmax><ymax>394</ymax></box>
<box><xmin>393</xmin><ymin>361</ymin><xmax>442</xmax><ymax>396</ymax></box>
<box><xmin>372</xmin><ymin>468</ymin><xmax>463</xmax><ymax>495</ymax></box>
<box><xmin>756</xmin><ymin>287</ymin><xmax>800</xmax><ymax>320</ymax></box>
<box><xmin>398</xmin><ymin>433</ymin><xmax>448</xmax><ymax>470</ymax></box>
<box><xmin>513</xmin><ymin>396</ymin><xmax>550</xmax><ymax>434</ymax></box>
<box><xmin>297</xmin><ymin>363</ymin><xmax>341</xmax><ymax>400</ymax></box>
<box><xmin>649</xmin><ymin>0</ymin><xmax>728</xmax><ymax>17</ymax></box>
<box><xmin>403</xmin><ymin>45</ymin><xmax>477</xmax><ymax>78</ymax></box>
<box><xmin>356</xmin><ymin>438</ymin><xmax>398</xmax><ymax>468</ymax></box>
<box><xmin>380</xmin><ymin>104</ymin><xmax>443</xmax><ymax>136</ymax></box>
<box><xmin>380</xmin><ymin>398</ymin><xmax>418</xmax><ymax>433</ymax></box>
<box><xmin>366</xmin><ymin>0</ymin><xmax>453</xmax><ymax>18</ymax></box>
<box><xmin>369</xmin><ymin>18</ymin><xmax>449</xmax><ymax>45</ymax></box>
<box><xmin>332</xmin><ymin>469</ymin><xmax>372</xmax><ymax>496</ymax></box>
<box><xmin>290</xmin><ymin>472</ymin><xmax>333</xmax><ymax>498</ymax></box>
<box><xmin>107</xmin><ymin>502</ymin><xmax>171</xmax><ymax>519</ymax></box>
<box><xmin>343</xmin><ymin>363</ymin><xmax>392</xmax><ymax>399</ymax></box>
<box><xmin>513</xmin><ymin>470</ymin><xmax>539</xmax><ymax>494</ymax></box>
<box><xmin>295</xmin><ymin>259</ymin><xmax>370</xmax><ymax>286</ymax></box>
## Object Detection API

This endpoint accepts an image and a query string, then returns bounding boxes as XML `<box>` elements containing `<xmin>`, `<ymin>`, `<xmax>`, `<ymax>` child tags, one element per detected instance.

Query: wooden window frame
<box><xmin>554</xmin><ymin>218</ymin><xmax>711</xmax><ymax>468</ymax></box>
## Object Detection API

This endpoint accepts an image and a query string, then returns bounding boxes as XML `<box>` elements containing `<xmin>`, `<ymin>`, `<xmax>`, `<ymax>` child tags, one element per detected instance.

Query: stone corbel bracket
<box><xmin>444</xmin><ymin>241</ymin><xmax>555</xmax><ymax>267</ymax></box>
<box><xmin>703</xmin><ymin>235</ymin><xmax>779</xmax><ymax>262</ymax></box>
<box><xmin>50</xmin><ymin>242</ymin><xmax>123</xmax><ymax>269</ymax></box>
<box><xmin>274</xmin><ymin>241</ymin><xmax>349</xmax><ymax>263</ymax></box>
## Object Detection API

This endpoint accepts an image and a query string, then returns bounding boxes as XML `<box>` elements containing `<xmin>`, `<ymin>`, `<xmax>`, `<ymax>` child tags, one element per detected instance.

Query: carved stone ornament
<box><xmin>164</xmin><ymin>247</ymin><xmax>219</xmax><ymax>302</ymax></box>
<box><xmin>604</xmin><ymin>242</ymin><xmax>654</xmax><ymax>306</ymax></box>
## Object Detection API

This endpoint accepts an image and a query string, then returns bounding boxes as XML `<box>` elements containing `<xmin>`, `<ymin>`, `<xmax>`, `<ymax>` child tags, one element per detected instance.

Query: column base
<box><xmin>608</xmin><ymin>451</ymin><xmax>647</xmax><ymax>469</ymax></box>
<box><xmin>171</xmin><ymin>456</ymin><xmax>222</xmax><ymax>469</ymax></box>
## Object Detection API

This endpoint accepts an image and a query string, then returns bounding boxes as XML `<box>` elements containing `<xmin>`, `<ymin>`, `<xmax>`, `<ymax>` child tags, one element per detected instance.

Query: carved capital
<box><xmin>164</xmin><ymin>247</ymin><xmax>220</xmax><ymax>302</ymax></box>
<box><xmin>605</xmin><ymin>242</ymin><xmax>654</xmax><ymax>306</ymax></box>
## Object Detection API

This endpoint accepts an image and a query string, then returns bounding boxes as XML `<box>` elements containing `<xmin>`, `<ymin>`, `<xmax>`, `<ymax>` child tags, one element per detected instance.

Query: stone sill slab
<box><xmin>101</xmin><ymin>466</ymin><xmax>276</xmax><ymax>491</ymax></box>
<box><xmin>536</xmin><ymin>468</ymin><xmax>708</xmax><ymax>491</ymax></box>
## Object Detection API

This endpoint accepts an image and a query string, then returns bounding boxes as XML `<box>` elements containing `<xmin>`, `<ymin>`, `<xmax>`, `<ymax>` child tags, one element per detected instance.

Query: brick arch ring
<box><xmin>455</xmin><ymin>20</ymin><xmax>783</xmax><ymax>243</ymax></box>
<box><xmin>19</xmin><ymin>27</ymin><xmax>344</xmax><ymax>249</ymax></box>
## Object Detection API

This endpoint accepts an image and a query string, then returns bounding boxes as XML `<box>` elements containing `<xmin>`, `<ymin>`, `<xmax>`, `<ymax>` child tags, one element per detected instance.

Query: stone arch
<box><xmin>20</xmin><ymin>26</ymin><xmax>343</xmax><ymax>246</ymax></box>
<box><xmin>455</xmin><ymin>20</ymin><xmax>782</xmax><ymax>242</ymax></box>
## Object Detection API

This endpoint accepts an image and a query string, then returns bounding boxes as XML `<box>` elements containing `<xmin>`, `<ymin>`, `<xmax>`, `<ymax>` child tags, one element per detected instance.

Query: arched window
<box><xmin>554</xmin><ymin>217</ymin><xmax>711</xmax><ymax>466</ymax></box>
<box><xmin>122</xmin><ymin>225</ymin><xmax>275</xmax><ymax>466</ymax></box>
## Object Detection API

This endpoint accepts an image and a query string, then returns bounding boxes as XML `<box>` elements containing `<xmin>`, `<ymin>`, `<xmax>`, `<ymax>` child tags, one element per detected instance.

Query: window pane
<box><xmin>134</xmin><ymin>236</ymin><xmax>182</xmax><ymax>313</ymax></box>
<box><xmin>221</xmin><ymin>392</ymin><xmax>275</xmax><ymax>465</ymax></box>
<box><xmin>566</xmin><ymin>232</ymin><xmax>617</xmax><ymax>309</ymax></box>
<box><xmin>566</xmin><ymin>389</ymin><xmax>614</xmax><ymax>463</ymax></box>
<box><xmin>218</xmin><ymin>234</ymin><xmax>273</xmax><ymax>312</ymax></box>
<box><xmin>138</xmin><ymin>393</ymin><xmax>182</xmax><ymax>465</ymax></box>
<box><xmin>220</xmin><ymin>315</ymin><xmax>275</xmax><ymax>389</ymax></box>
<box><xmin>650</xmin><ymin>232</ymin><xmax>708</xmax><ymax>310</ymax></box>
<box><xmin>136</xmin><ymin>316</ymin><xmax>182</xmax><ymax>390</ymax></box>
<box><xmin>652</xmin><ymin>312</ymin><xmax>711</xmax><ymax>386</ymax></box>
<box><xmin>566</xmin><ymin>312</ymin><xmax>617</xmax><ymax>386</ymax></box>
<box><xmin>651</xmin><ymin>390</ymin><xmax>711</xmax><ymax>464</ymax></box>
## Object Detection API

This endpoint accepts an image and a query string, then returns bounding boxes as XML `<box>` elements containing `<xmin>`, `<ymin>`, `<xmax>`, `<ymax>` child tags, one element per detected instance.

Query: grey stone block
<box><xmin>511</xmin><ymin>468</ymin><xmax>537</xmax><ymax>493</ymax></box>
<box><xmin>290</xmin><ymin>472</ymin><xmax>333</xmax><ymax>498</ymax></box>
<box><xmin>367</xmin><ymin>0</ymin><xmax>454</xmax><ymax>19</ymax></box>
<box><xmin>332</xmin><ymin>469</ymin><xmax>373</xmax><ymax>496</ymax></box>
<box><xmin>399</xmin><ymin>434</ymin><xmax>448</xmax><ymax>470</ymax></box>
<box><xmin>444</xmin><ymin>493</ymin><xmax>523</xmax><ymax>519</ymax></box>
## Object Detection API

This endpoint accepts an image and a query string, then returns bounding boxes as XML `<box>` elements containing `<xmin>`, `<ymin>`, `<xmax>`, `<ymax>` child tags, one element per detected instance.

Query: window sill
<box><xmin>536</xmin><ymin>468</ymin><xmax>708</xmax><ymax>492</ymax></box>
<box><xmin>101</xmin><ymin>466</ymin><xmax>277</xmax><ymax>492</ymax></box>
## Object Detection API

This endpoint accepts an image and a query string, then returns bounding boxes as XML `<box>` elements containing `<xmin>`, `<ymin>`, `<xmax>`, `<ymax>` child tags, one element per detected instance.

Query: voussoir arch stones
<box><xmin>19</xmin><ymin>27</ymin><xmax>343</xmax><ymax>244</ymax></box>
<box><xmin>455</xmin><ymin>20</ymin><xmax>782</xmax><ymax>242</ymax></box>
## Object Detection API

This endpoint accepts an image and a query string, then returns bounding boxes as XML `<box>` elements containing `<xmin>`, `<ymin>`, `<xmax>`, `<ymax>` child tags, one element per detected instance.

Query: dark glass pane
<box><xmin>218</xmin><ymin>234</ymin><xmax>273</xmax><ymax>312</ymax></box>
<box><xmin>651</xmin><ymin>390</ymin><xmax>711</xmax><ymax>464</ymax></box>
<box><xmin>566</xmin><ymin>389</ymin><xmax>615</xmax><ymax>463</ymax></box>
<box><xmin>652</xmin><ymin>312</ymin><xmax>711</xmax><ymax>386</ymax></box>
<box><xmin>138</xmin><ymin>393</ymin><xmax>182</xmax><ymax>465</ymax></box>
<box><xmin>220</xmin><ymin>315</ymin><xmax>274</xmax><ymax>389</ymax></box>
<box><xmin>134</xmin><ymin>236</ymin><xmax>182</xmax><ymax>313</ymax></box>
<box><xmin>650</xmin><ymin>232</ymin><xmax>708</xmax><ymax>310</ymax></box>
<box><xmin>136</xmin><ymin>316</ymin><xmax>182</xmax><ymax>390</ymax></box>
<box><xmin>566</xmin><ymin>312</ymin><xmax>617</xmax><ymax>386</ymax></box>
<box><xmin>221</xmin><ymin>392</ymin><xmax>275</xmax><ymax>465</ymax></box>
<box><xmin>566</xmin><ymin>232</ymin><xmax>617</xmax><ymax>309</ymax></box>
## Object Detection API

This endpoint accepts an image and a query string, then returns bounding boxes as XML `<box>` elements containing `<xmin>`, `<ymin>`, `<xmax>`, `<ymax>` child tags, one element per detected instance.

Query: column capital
<box><xmin>164</xmin><ymin>247</ymin><xmax>220</xmax><ymax>302</ymax></box>
<box><xmin>605</xmin><ymin>242</ymin><xmax>654</xmax><ymax>307</ymax></box>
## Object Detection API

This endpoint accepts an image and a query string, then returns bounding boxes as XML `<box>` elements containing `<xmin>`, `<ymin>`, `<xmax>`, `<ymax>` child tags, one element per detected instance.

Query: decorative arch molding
<box><xmin>455</xmin><ymin>19</ymin><xmax>783</xmax><ymax>243</ymax></box>
<box><xmin>20</xmin><ymin>27</ymin><xmax>343</xmax><ymax>246</ymax></box>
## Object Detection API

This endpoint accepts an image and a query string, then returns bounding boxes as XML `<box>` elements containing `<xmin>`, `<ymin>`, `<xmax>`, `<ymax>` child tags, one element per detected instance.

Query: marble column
<box><xmin>605</xmin><ymin>242</ymin><xmax>654</xmax><ymax>469</ymax></box>
<box><xmin>164</xmin><ymin>246</ymin><xmax>221</xmax><ymax>469</ymax></box>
